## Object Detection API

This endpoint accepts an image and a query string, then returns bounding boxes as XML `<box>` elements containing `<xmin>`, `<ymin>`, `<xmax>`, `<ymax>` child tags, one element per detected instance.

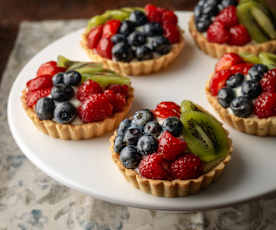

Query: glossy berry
<box><xmin>209</xmin><ymin>69</ymin><xmax>233</xmax><ymax>96</ymax></box>
<box><xmin>163</xmin><ymin>23</ymin><xmax>180</xmax><ymax>44</ymax></box>
<box><xmin>128</xmin><ymin>31</ymin><xmax>146</xmax><ymax>46</ymax></box>
<box><xmin>143</xmin><ymin>22</ymin><xmax>163</xmax><ymax>36</ymax></box>
<box><xmin>114</xmin><ymin>135</ymin><xmax>125</xmax><ymax>153</ymax></box>
<box><xmin>51</xmin><ymin>84</ymin><xmax>74</xmax><ymax>102</ymax></box>
<box><xmin>171</xmin><ymin>154</ymin><xmax>203</xmax><ymax>180</ymax></box>
<box><xmin>111</xmin><ymin>34</ymin><xmax>126</xmax><ymax>44</ymax></box>
<box><xmin>102</xmin><ymin>19</ymin><xmax>121</xmax><ymax>39</ymax></box>
<box><xmin>162</xmin><ymin>10</ymin><xmax>178</xmax><ymax>25</ymax></box>
<box><xmin>229</xmin><ymin>24</ymin><xmax>251</xmax><ymax>46</ymax></box>
<box><xmin>132</xmin><ymin>109</ymin><xmax>154</xmax><ymax>127</ymax></box>
<box><xmin>27</xmin><ymin>75</ymin><xmax>53</xmax><ymax>91</ymax></box>
<box><xmin>214</xmin><ymin>6</ymin><xmax>238</xmax><ymax>28</ymax></box>
<box><xmin>219</xmin><ymin>0</ymin><xmax>238</xmax><ymax>11</ymax></box>
<box><xmin>218</xmin><ymin>87</ymin><xmax>234</xmax><ymax>108</ymax></box>
<box><xmin>112</xmin><ymin>42</ymin><xmax>134</xmax><ymax>62</ymax></box>
<box><xmin>35</xmin><ymin>97</ymin><xmax>55</xmax><ymax>120</ymax></box>
<box><xmin>260</xmin><ymin>69</ymin><xmax>276</xmax><ymax>93</ymax></box>
<box><xmin>162</xmin><ymin>117</ymin><xmax>183</xmax><ymax>137</ymax></box>
<box><xmin>226</xmin><ymin>73</ymin><xmax>244</xmax><ymax>88</ymax></box>
<box><xmin>195</xmin><ymin>16</ymin><xmax>212</xmax><ymax>32</ymax></box>
<box><xmin>120</xmin><ymin>146</ymin><xmax>142</xmax><ymax>169</ymax></box>
<box><xmin>201</xmin><ymin>0</ymin><xmax>219</xmax><ymax>16</ymax></box>
<box><xmin>254</xmin><ymin>92</ymin><xmax>276</xmax><ymax>118</ymax></box>
<box><xmin>149</xmin><ymin>36</ymin><xmax>171</xmax><ymax>55</ymax></box>
<box><xmin>135</xmin><ymin>46</ymin><xmax>153</xmax><ymax>61</ymax></box>
<box><xmin>230</xmin><ymin>63</ymin><xmax>253</xmax><ymax>75</ymax></box>
<box><xmin>37</xmin><ymin>61</ymin><xmax>65</xmax><ymax>77</ymax></box>
<box><xmin>137</xmin><ymin>135</ymin><xmax>158</xmax><ymax>155</ymax></box>
<box><xmin>230</xmin><ymin>96</ymin><xmax>253</xmax><ymax>118</ymax></box>
<box><xmin>145</xmin><ymin>5</ymin><xmax>162</xmax><ymax>23</ymax></box>
<box><xmin>76</xmin><ymin>80</ymin><xmax>102</xmax><ymax>102</ymax></box>
<box><xmin>241</xmin><ymin>80</ymin><xmax>261</xmax><ymax>99</ymax></box>
<box><xmin>123</xmin><ymin>126</ymin><xmax>143</xmax><ymax>145</ymax></box>
<box><xmin>215</xmin><ymin>53</ymin><xmax>244</xmax><ymax>72</ymax></box>
<box><xmin>54</xmin><ymin>102</ymin><xmax>77</xmax><ymax>124</ymax></box>
<box><xmin>104</xmin><ymin>89</ymin><xmax>126</xmax><ymax>112</ymax></box>
<box><xmin>119</xmin><ymin>20</ymin><xmax>135</xmax><ymax>35</ymax></box>
<box><xmin>117</xmin><ymin>119</ymin><xmax>131</xmax><ymax>136</ymax></box>
<box><xmin>207</xmin><ymin>21</ymin><xmax>230</xmax><ymax>44</ymax></box>
<box><xmin>144</xmin><ymin>120</ymin><xmax>162</xmax><ymax>138</ymax></box>
<box><xmin>129</xmin><ymin>10</ymin><xmax>148</xmax><ymax>26</ymax></box>
<box><xmin>63</xmin><ymin>71</ymin><xmax>82</xmax><ymax>86</ymax></box>
<box><xmin>87</xmin><ymin>25</ymin><xmax>103</xmax><ymax>49</ymax></box>
<box><xmin>96</xmin><ymin>37</ymin><xmax>113</xmax><ymax>59</ymax></box>
<box><xmin>248</xmin><ymin>64</ymin><xmax>269</xmax><ymax>82</ymax></box>
<box><xmin>26</xmin><ymin>88</ymin><xmax>51</xmax><ymax>107</ymax></box>
<box><xmin>153</xmin><ymin>101</ymin><xmax>181</xmax><ymax>118</ymax></box>
<box><xmin>108</xmin><ymin>84</ymin><xmax>129</xmax><ymax>97</ymax></box>
<box><xmin>52</xmin><ymin>73</ymin><xmax>64</xmax><ymax>86</ymax></box>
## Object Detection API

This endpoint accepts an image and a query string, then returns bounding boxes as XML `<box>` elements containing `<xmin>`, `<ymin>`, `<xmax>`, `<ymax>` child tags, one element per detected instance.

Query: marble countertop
<box><xmin>1</xmin><ymin>20</ymin><xmax>276</xmax><ymax>230</ymax></box>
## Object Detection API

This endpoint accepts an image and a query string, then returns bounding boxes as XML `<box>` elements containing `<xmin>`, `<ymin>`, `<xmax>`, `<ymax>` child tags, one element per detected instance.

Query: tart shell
<box><xmin>189</xmin><ymin>15</ymin><xmax>276</xmax><ymax>58</ymax></box>
<box><xmin>81</xmin><ymin>29</ymin><xmax>185</xmax><ymax>76</ymax></box>
<box><xmin>21</xmin><ymin>87</ymin><xmax>134</xmax><ymax>140</ymax></box>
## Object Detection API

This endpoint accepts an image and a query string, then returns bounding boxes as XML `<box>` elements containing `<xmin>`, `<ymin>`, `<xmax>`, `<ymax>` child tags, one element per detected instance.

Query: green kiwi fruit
<box><xmin>82</xmin><ymin>73</ymin><xmax>131</xmax><ymax>87</ymax></box>
<box><xmin>259</xmin><ymin>52</ymin><xmax>276</xmax><ymax>69</ymax></box>
<box><xmin>239</xmin><ymin>53</ymin><xmax>262</xmax><ymax>64</ymax></box>
<box><xmin>180</xmin><ymin>100</ymin><xmax>199</xmax><ymax>113</ymax></box>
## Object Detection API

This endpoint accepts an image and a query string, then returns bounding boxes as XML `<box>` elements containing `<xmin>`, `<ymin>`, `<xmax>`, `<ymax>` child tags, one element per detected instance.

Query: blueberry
<box><xmin>226</xmin><ymin>73</ymin><xmax>244</xmax><ymax>88</ymax></box>
<box><xmin>129</xmin><ymin>10</ymin><xmax>148</xmax><ymax>26</ymax></box>
<box><xmin>63</xmin><ymin>70</ymin><xmax>81</xmax><ymax>86</ymax></box>
<box><xmin>119</xmin><ymin>20</ymin><xmax>135</xmax><ymax>35</ymax></box>
<box><xmin>112</xmin><ymin>42</ymin><xmax>134</xmax><ymax>62</ymax></box>
<box><xmin>117</xmin><ymin>118</ymin><xmax>131</xmax><ymax>135</ymax></box>
<box><xmin>35</xmin><ymin>97</ymin><xmax>55</xmax><ymax>120</ymax></box>
<box><xmin>128</xmin><ymin>31</ymin><xmax>146</xmax><ymax>46</ymax></box>
<box><xmin>54</xmin><ymin>102</ymin><xmax>76</xmax><ymax>124</ymax></box>
<box><xmin>195</xmin><ymin>16</ymin><xmax>212</xmax><ymax>32</ymax></box>
<box><xmin>114</xmin><ymin>135</ymin><xmax>125</xmax><ymax>153</ymax></box>
<box><xmin>120</xmin><ymin>145</ymin><xmax>141</xmax><ymax>169</ymax></box>
<box><xmin>218</xmin><ymin>87</ymin><xmax>234</xmax><ymax>108</ymax></box>
<box><xmin>194</xmin><ymin>4</ymin><xmax>202</xmax><ymax>18</ymax></box>
<box><xmin>230</xmin><ymin>96</ymin><xmax>253</xmax><ymax>118</ymax></box>
<box><xmin>143</xmin><ymin>22</ymin><xmax>163</xmax><ymax>36</ymax></box>
<box><xmin>123</xmin><ymin>127</ymin><xmax>142</xmax><ymax>145</ymax></box>
<box><xmin>137</xmin><ymin>135</ymin><xmax>158</xmax><ymax>155</ymax></box>
<box><xmin>135</xmin><ymin>46</ymin><xmax>153</xmax><ymax>61</ymax></box>
<box><xmin>111</xmin><ymin>34</ymin><xmax>127</xmax><ymax>44</ymax></box>
<box><xmin>248</xmin><ymin>64</ymin><xmax>269</xmax><ymax>81</ymax></box>
<box><xmin>144</xmin><ymin>120</ymin><xmax>162</xmax><ymax>138</ymax></box>
<box><xmin>202</xmin><ymin>0</ymin><xmax>219</xmax><ymax>16</ymax></box>
<box><xmin>148</xmin><ymin>36</ymin><xmax>171</xmax><ymax>55</ymax></box>
<box><xmin>162</xmin><ymin>117</ymin><xmax>183</xmax><ymax>137</ymax></box>
<box><xmin>52</xmin><ymin>73</ymin><xmax>64</xmax><ymax>86</ymax></box>
<box><xmin>242</xmin><ymin>80</ymin><xmax>261</xmax><ymax>99</ymax></box>
<box><xmin>220</xmin><ymin>0</ymin><xmax>237</xmax><ymax>9</ymax></box>
<box><xmin>51</xmin><ymin>84</ymin><xmax>74</xmax><ymax>102</ymax></box>
<box><xmin>132</xmin><ymin>109</ymin><xmax>154</xmax><ymax>127</ymax></box>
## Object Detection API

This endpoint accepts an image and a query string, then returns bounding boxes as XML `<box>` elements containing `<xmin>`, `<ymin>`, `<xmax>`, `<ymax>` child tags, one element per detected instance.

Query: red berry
<box><xmin>209</xmin><ymin>69</ymin><xmax>233</xmax><ymax>96</ymax></box>
<box><xmin>138</xmin><ymin>153</ymin><xmax>170</xmax><ymax>180</ymax></box>
<box><xmin>87</xmin><ymin>25</ymin><xmax>103</xmax><ymax>49</ymax></box>
<box><xmin>254</xmin><ymin>92</ymin><xmax>276</xmax><ymax>118</ymax></box>
<box><xmin>207</xmin><ymin>21</ymin><xmax>230</xmax><ymax>44</ymax></box>
<box><xmin>104</xmin><ymin>89</ymin><xmax>126</xmax><ymax>112</ymax></box>
<box><xmin>163</xmin><ymin>23</ymin><xmax>180</xmax><ymax>43</ymax></box>
<box><xmin>26</xmin><ymin>75</ymin><xmax>53</xmax><ymax>91</ymax></box>
<box><xmin>170</xmin><ymin>154</ymin><xmax>203</xmax><ymax>180</ymax></box>
<box><xmin>162</xmin><ymin>10</ymin><xmax>178</xmax><ymax>25</ymax></box>
<box><xmin>156</xmin><ymin>7</ymin><xmax>167</xmax><ymax>15</ymax></box>
<box><xmin>214</xmin><ymin>6</ymin><xmax>238</xmax><ymax>28</ymax></box>
<box><xmin>158</xmin><ymin>131</ymin><xmax>187</xmax><ymax>161</ymax></box>
<box><xmin>230</xmin><ymin>63</ymin><xmax>253</xmax><ymax>75</ymax></box>
<box><xmin>153</xmin><ymin>101</ymin><xmax>181</xmax><ymax>118</ymax></box>
<box><xmin>26</xmin><ymin>88</ymin><xmax>51</xmax><ymax>107</ymax></box>
<box><xmin>108</xmin><ymin>84</ymin><xmax>129</xmax><ymax>97</ymax></box>
<box><xmin>229</xmin><ymin>24</ymin><xmax>251</xmax><ymax>46</ymax></box>
<box><xmin>78</xmin><ymin>94</ymin><xmax>113</xmax><ymax>123</ymax></box>
<box><xmin>102</xmin><ymin>19</ymin><xmax>121</xmax><ymax>39</ymax></box>
<box><xmin>76</xmin><ymin>80</ymin><xmax>103</xmax><ymax>102</ymax></box>
<box><xmin>96</xmin><ymin>37</ymin><xmax>113</xmax><ymax>59</ymax></box>
<box><xmin>215</xmin><ymin>53</ymin><xmax>244</xmax><ymax>72</ymax></box>
<box><xmin>145</xmin><ymin>4</ymin><xmax>162</xmax><ymax>23</ymax></box>
<box><xmin>145</xmin><ymin>4</ymin><xmax>157</xmax><ymax>14</ymax></box>
<box><xmin>37</xmin><ymin>61</ymin><xmax>65</xmax><ymax>77</ymax></box>
<box><xmin>260</xmin><ymin>69</ymin><xmax>276</xmax><ymax>93</ymax></box>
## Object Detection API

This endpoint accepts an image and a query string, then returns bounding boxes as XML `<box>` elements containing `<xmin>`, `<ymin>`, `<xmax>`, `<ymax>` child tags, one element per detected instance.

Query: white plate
<box><xmin>8</xmin><ymin>12</ymin><xmax>276</xmax><ymax>211</ymax></box>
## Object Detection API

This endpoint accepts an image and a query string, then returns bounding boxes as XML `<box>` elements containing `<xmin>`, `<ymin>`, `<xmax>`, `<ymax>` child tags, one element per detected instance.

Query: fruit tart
<box><xmin>189</xmin><ymin>0</ymin><xmax>276</xmax><ymax>58</ymax></box>
<box><xmin>206</xmin><ymin>52</ymin><xmax>276</xmax><ymax>136</ymax></box>
<box><xmin>21</xmin><ymin>56</ymin><xmax>134</xmax><ymax>140</ymax></box>
<box><xmin>81</xmin><ymin>5</ymin><xmax>185</xmax><ymax>75</ymax></box>
<box><xmin>110</xmin><ymin>100</ymin><xmax>232</xmax><ymax>197</ymax></box>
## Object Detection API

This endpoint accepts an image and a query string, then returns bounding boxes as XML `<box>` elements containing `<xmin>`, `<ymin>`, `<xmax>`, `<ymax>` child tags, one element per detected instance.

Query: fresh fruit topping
<box><xmin>180</xmin><ymin>100</ymin><xmax>199</xmax><ymax>113</ymax></box>
<box><xmin>145</xmin><ymin>4</ymin><xmax>162</xmax><ymax>23</ymax></box>
<box><xmin>226</xmin><ymin>73</ymin><xmax>244</xmax><ymax>88</ymax></box>
<box><xmin>112</xmin><ymin>42</ymin><xmax>134</xmax><ymax>62</ymax></box>
<box><xmin>219</xmin><ymin>0</ymin><xmax>237</xmax><ymax>10</ymax></box>
<box><xmin>132</xmin><ymin>109</ymin><xmax>154</xmax><ymax>127</ymax></box>
<box><xmin>259</xmin><ymin>52</ymin><xmax>276</xmax><ymax>67</ymax></box>
<box><xmin>78</xmin><ymin>94</ymin><xmax>113</xmax><ymax>123</ymax></box>
<box><xmin>162</xmin><ymin>10</ymin><xmax>178</xmax><ymax>25</ymax></box>
<box><xmin>230</xmin><ymin>96</ymin><xmax>253</xmax><ymax>118</ymax></box>
<box><xmin>230</xmin><ymin>63</ymin><xmax>253</xmax><ymax>75</ymax></box>
<box><xmin>123</xmin><ymin>126</ymin><xmax>143</xmax><ymax>145</ymax></box>
<box><xmin>128</xmin><ymin>31</ymin><xmax>146</xmax><ymax>46</ymax></box>
<box><xmin>51</xmin><ymin>84</ymin><xmax>74</xmax><ymax>102</ymax></box>
<box><xmin>54</xmin><ymin>102</ymin><xmax>77</xmax><ymax>124</ymax></box>
<box><xmin>209</xmin><ymin>69</ymin><xmax>233</xmax><ymax>96</ymax></box>
<box><xmin>241</xmin><ymin>80</ymin><xmax>261</xmax><ymax>99</ymax></box>
<box><xmin>108</xmin><ymin>84</ymin><xmax>129</xmax><ymax>97</ymax></box>
<box><xmin>111</xmin><ymin>34</ymin><xmax>126</xmax><ymax>44</ymax></box>
<box><xmin>37</xmin><ymin>61</ymin><xmax>65</xmax><ymax>77</ymax></box>
<box><xmin>158</xmin><ymin>131</ymin><xmax>187</xmax><ymax>161</ymax></box>
<box><xmin>248</xmin><ymin>64</ymin><xmax>269</xmax><ymax>81</ymax></box>
<box><xmin>137</xmin><ymin>134</ymin><xmax>158</xmax><ymax>155</ymax></box>
<box><xmin>102</xmin><ymin>19</ymin><xmax>121</xmax><ymax>38</ymax></box>
<box><xmin>26</xmin><ymin>75</ymin><xmax>53</xmax><ymax>91</ymax></box>
<box><xmin>87</xmin><ymin>14</ymin><xmax>109</xmax><ymax>31</ymax></box>
<box><xmin>117</xmin><ymin>118</ymin><xmax>131</xmax><ymax>135</ymax></box>
<box><xmin>215</xmin><ymin>6</ymin><xmax>238</xmax><ymax>28</ymax></box>
<box><xmin>215</xmin><ymin>53</ymin><xmax>244</xmax><ymax>72</ymax></box>
<box><xmin>153</xmin><ymin>101</ymin><xmax>181</xmax><ymax>119</ymax></box>
<box><xmin>170</xmin><ymin>154</ymin><xmax>203</xmax><ymax>180</ymax></box>
<box><xmin>114</xmin><ymin>135</ymin><xmax>125</xmax><ymax>153</ymax></box>
<box><xmin>63</xmin><ymin>71</ymin><xmax>82</xmax><ymax>86</ymax></box>
<box><xmin>239</xmin><ymin>53</ymin><xmax>262</xmax><ymax>64</ymax></box>
<box><xmin>87</xmin><ymin>25</ymin><xmax>104</xmax><ymax>49</ymax></box>
<box><xmin>52</xmin><ymin>73</ymin><xmax>65</xmax><ymax>86</ymax></box>
<box><xmin>163</xmin><ymin>23</ymin><xmax>180</xmax><ymax>44</ymax></box>
<box><xmin>148</xmin><ymin>36</ymin><xmax>171</xmax><ymax>55</ymax></box>
<box><xmin>143</xmin><ymin>22</ymin><xmax>163</xmax><ymax>36</ymax></box>
<box><xmin>104</xmin><ymin>89</ymin><xmax>126</xmax><ymax>112</ymax></box>
<box><xmin>260</xmin><ymin>69</ymin><xmax>276</xmax><ymax>93</ymax></box>
<box><xmin>76</xmin><ymin>80</ymin><xmax>103</xmax><ymax>102</ymax></box>
<box><xmin>218</xmin><ymin>87</ymin><xmax>234</xmax><ymax>108</ymax></box>
<box><xmin>254</xmin><ymin>92</ymin><xmax>276</xmax><ymax>118</ymax></box>
<box><xmin>83</xmin><ymin>74</ymin><xmax>131</xmax><ymax>88</ymax></box>
<box><xmin>207</xmin><ymin>21</ymin><xmax>230</xmax><ymax>44</ymax></box>
<box><xmin>229</xmin><ymin>24</ymin><xmax>251</xmax><ymax>46</ymax></box>
<box><xmin>129</xmin><ymin>10</ymin><xmax>148</xmax><ymax>26</ymax></box>
<box><xmin>143</xmin><ymin>121</ymin><xmax>162</xmax><ymax>138</ymax></box>
<box><xmin>96</xmin><ymin>37</ymin><xmax>113</xmax><ymax>59</ymax></box>
<box><xmin>120</xmin><ymin>146</ymin><xmax>142</xmax><ymax>169</ymax></box>
<box><xmin>26</xmin><ymin>88</ymin><xmax>51</xmax><ymax>107</ymax></box>
<box><xmin>162</xmin><ymin>117</ymin><xmax>183</xmax><ymax>137</ymax></box>
<box><xmin>138</xmin><ymin>153</ymin><xmax>170</xmax><ymax>180</ymax></box>
<box><xmin>119</xmin><ymin>20</ymin><xmax>135</xmax><ymax>35</ymax></box>
<box><xmin>135</xmin><ymin>46</ymin><xmax>154</xmax><ymax>61</ymax></box>
<box><xmin>35</xmin><ymin>97</ymin><xmax>55</xmax><ymax>120</ymax></box>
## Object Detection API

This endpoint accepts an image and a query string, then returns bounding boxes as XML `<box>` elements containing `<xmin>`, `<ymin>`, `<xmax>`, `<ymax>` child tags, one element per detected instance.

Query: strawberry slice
<box><xmin>215</xmin><ymin>53</ymin><xmax>244</xmax><ymax>72</ymax></box>
<box><xmin>230</xmin><ymin>63</ymin><xmax>253</xmax><ymax>75</ymax></box>
<box><xmin>37</xmin><ymin>61</ymin><xmax>65</xmax><ymax>77</ymax></box>
<box><xmin>26</xmin><ymin>88</ymin><xmax>51</xmax><ymax>107</ymax></box>
<box><xmin>26</xmin><ymin>75</ymin><xmax>53</xmax><ymax>91</ymax></box>
<box><xmin>87</xmin><ymin>25</ymin><xmax>104</xmax><ymax>49</ymax></box>
<box><xmin>102</xmin><ymin>19</ymin><xmax>121</xmax><ymax>39</ymax></box>
<box><xmin>153</xmin><ymin>101</ymin><xmax>181</xmax><ymax>119</ymax></box>
<box><xmin>209</xmin><ymin>69</ymin><xmax>233</xmax><ymax>96</ymax></box>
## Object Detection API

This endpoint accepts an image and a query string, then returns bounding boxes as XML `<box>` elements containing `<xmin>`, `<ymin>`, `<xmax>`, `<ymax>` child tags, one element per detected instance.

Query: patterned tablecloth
<box><xmin>1</xmin><ymin>20</ymin><xmax>276</xmax><ymax>230</ymax></box>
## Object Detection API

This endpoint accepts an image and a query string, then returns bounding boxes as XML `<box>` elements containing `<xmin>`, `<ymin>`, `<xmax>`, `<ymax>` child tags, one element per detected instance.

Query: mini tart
<box><xmin>21</xmin><ymin>87</ymin><xmax>134</xmax><ymax>140</ymax></box>
<box><xmin>206</xmin><ymin>75</ymin><xmax>276</xmax><ymax>136</ymax></box>
<box><xmin>189</xmin><ymin>15</ymin><xmax>276</xmax><ymax>58</ymax></box>
<box><xmin>81</xmin><ymin>30</ymin><xmax>185</xmax><ymax>76</ymax></box>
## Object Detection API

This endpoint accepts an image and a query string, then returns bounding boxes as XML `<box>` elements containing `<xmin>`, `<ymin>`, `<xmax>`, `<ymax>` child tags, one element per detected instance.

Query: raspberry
<box><xmin>145</xmin><ymin>4</ymin><xmax>157</xmax><ymax>14</ymax></box>
<box><xmin>104</xmin><ymin>89</ymin><xmax>126</xmax><ymax>112</ymax></box>
<box><xmin>138</xmin><ymin>153</ymin><xmax>170</xmax><ymax>180</ymax></box>
<box><xmin>162</xmin><ymin>10</ymin><xmax>178</xmax><ymax>25</ymax></box>
<box><xmin>230</xmin><ymin>63</ymin><xmax>253</xmax><ymax>75</ymax></box>
<box><xmin>254</xmin><ymin>92</ymin><xmax>276</xmax><ymax>118</ymax></box>
<box><xmin>215</xmin><ymin>53</ymin><xmax>244</xmax><ymax>72</ymax></box>
<box><xmin>163</xmin><ymin>23</ymin><xmax>180</xmax><ymax>43</ymax></box>
<box><xmin>158</xmin><ymin>131</ymin><xmax>187</xmax><ymax>161</ymax></box>
<box><xmin>229</xmin><ymin>24</ymin><xmax>251</xmax><ymax>46</ymax></box>
<box><xmin>26</xmin><ymin>75</ymin><xmax>53</xmax><ymax>91</ymax></box>
<box><xmin>108</xmin><ymin>84</ymin><xmax>129</xmax><ymax>97</ymax></box>
<box><xmin>209</xmin><ymin>69</ymin><xmax>233</xmax><ymax>96</ymax></box>
<box><xmin>153</xmin><ymin>101</ymin><xmax>181</xmax><ymax>118</ymax></box>
<box><xmin>87</xmin><ymin>25</ymin><xmax>103</xmax><ymax>49</ymax></box>
<box><xmin>207</xmin><ymin>21</ymin><xmax>230</xmax><ymax>44</ymax></box>
<box><xmin>76</xmin><ymin>80</ymin><xmax>103</xmax><ymax>102</ymax></box>
<box><xmin>78</xmin><ymin>94</ymin><xmax>113</xmax><ymax>123</ymax></box>
<box><xmin>260</xmin><ymin>69</ymin><xmax>276</xmax><ymax>93</ymax></box>
<box><xmin>214</xmin><ymin>6</ymin><xmax>238</xmax><ymax>28</ymax></box>
<box><xmin>145</xmin><ymin>4</ymin><xmax>162</xmax><ymax>23</ymax></box>
<box><xmin>170</xmin><ymin>154</ymin><xmax>203</xmax><ymax>180</ymax></box>
<box><xmin>156</xmin><ymin>7</ymin><xmax>167</xmax><ymax>15</ymax></box>
<box><xmin>102</xmin><ymin>19</ymin><xmax>121</xmax><ymax>39</ymax></box>
<box><xmin>26</xmin><ymin>88</ymin><xmax>51</xmax><ymax>107</ymax></box>
<box><xmin>37</xmin><ymin>61</ymin><xmax>65</xmax><ymax>77</ymax></box>
<box><xmin>96</xmin><ymin>37</ymin><xmax>113</xmax><ymax>59</ymax></box>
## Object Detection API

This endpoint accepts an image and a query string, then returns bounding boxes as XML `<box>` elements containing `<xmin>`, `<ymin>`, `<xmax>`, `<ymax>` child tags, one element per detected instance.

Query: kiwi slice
<box><xmin>239</xmin><ymin>53</ymin><xmax>262</xmax><ymax>64</ymax></box>
<box><xmin>103</xmin><ymin>10</ymin><xmax>130</xmax><ymax>21</ymax></box>
<box><xmin>181</xmin><ymin>111</ymin><xmax>229</xmax><ymax>162</ymax></box>
<box><xmin>82</xmin><ymin>73</ymin><xmax>131</xmax><ymax>87</ymax></box>
<box><xmin>259</xmin><ymin>52</ymin><xmax>276</xmax><ymax>69</ymax></box>
<box><xmin>180</xmin><ymin>100</ymin><xmax>199</xmax><ymax>113</ymax></box>
<box><xmin>87</xmin><ymin>14</ymin><xmax>109</xmax><ymax>30</ymax></box>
